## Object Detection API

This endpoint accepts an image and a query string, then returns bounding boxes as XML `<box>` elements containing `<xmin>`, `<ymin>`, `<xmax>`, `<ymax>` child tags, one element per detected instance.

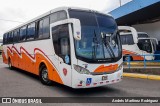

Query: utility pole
<box><xmin>119</xmin><ymin>0</ymin><xmax>122</xmax><ymax>7</ymax></box>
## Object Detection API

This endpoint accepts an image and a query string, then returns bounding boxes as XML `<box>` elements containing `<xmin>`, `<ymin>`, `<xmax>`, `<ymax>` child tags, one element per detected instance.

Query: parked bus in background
<box><xmin>118</xmin><ymin>26</ymin><xmax>158</xmax><ymax>61</ymax></box>
<box><xmin>2</xmin><ymin>7</ymin><xmax>123</xmax><ymax>88</ymax></box>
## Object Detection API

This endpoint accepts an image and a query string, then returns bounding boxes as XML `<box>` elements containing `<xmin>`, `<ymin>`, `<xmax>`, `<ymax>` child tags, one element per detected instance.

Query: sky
<box><xmin>0</xmin><ymin>0</ymin><xmax>132</xmax><ymax>39</ymax></box>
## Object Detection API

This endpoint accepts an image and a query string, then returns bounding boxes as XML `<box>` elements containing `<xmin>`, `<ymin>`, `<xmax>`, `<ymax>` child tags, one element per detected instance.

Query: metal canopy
<box><xmin>109</xmin><ymin>0</ymin><xmax>160</xmax><ymax>26</ymax></box>
<box><xmin>116</xmin><ymin>2</ymin><xmax>160</xmax><ymax>25</ymax></box>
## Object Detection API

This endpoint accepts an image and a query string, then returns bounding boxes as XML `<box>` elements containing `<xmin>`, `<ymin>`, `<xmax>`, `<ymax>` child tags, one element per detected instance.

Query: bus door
<box><xmin>51</xmin><ymin>23</ymin><xmax>72</xmax><ymax>86</ymax></box>
<box><xmin>50</xmin><ymin>19</ymin><xmax>81</xmax><ymax>86</ymax></box>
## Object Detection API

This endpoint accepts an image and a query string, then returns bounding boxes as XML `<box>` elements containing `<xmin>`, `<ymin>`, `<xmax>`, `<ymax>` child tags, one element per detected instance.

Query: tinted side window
<box><xmin>13</xmin><ymin>29</ymin><xmax>19</xmax><ymax>43</ymax></box>
<box><xmin>3</xmin><ymin>34</ymin><xmax>7</xmax><ymax>44</ymax></box>
<box><xmin>138</xmin><ymin>39</ymin><xmax>152</xmax><ymax>53</ymax></box>
<box><xmin>120</xmin><ymin>36</ymin><xmax>126</xmax><ymax>45</ymax></box>
<box><xmin>7</xmin><ymin>33</ymin><xmax>10</xmax><ymax>43</ymax></box>
<box><xmin>126</xmin><ymin>34</ymin><xmax>134</xmax><ymax>44</ymax></box>
<box><xmin>42</xmin><ymin>17</ymin><xmax>50</xmax><ymax>38</ymax></box>
<box><xmin>9</xmin><ymin>32</ymin><xmax>13</xmax><ymax>44</ymax></box>
<box><xmin>138</xmin><ymin>34</ymin><xmax>149</xmax><ymax>38</ymax></box>
<box><xmin>52</xmin><ymin>24</ymin><xmax>70</xmax><ymax>63</ymax></box>
<box><xmin>120</xmin><ymin>34</ymin><xmax>134</xmax><ymax>45</ymax></box>
<box><xmin>6</xmin><ymin>33</ymin><xmax>9</xmax><ymax>44</ymax></box>
<box><xmin>8</xmin><ymin>32</ymin><xmax>12</xmax><ymax>44</ymax></box>
<box><xmin>50</xmin><ymin>11</ymin><xmax>67</xmax><ymax>23</ymax></box>
<box><xmin>20</xmin><ymin>26</ymin><xmax>27</xmax><ymax>42</ymax></box>
<box><xmin>38</xmin><ymin>20</ymin><xmax>43</xmax><ymax>39</ymax></box>
<box><xmin>27</xmin><ymin>23</ymin><xmax>35</xmax><ymax>40</ymax></box>
<box><xmin>37</xmin><ymin>16</ymin><xmax>50</xmax><ymax>39</ymax></box>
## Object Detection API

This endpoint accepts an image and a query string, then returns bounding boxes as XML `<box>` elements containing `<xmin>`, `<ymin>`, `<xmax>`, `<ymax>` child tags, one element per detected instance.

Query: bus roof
<box><xmin>4</xmin><ymin>7</ymin><xmax>112</xmax><ymax>34</ymax></box>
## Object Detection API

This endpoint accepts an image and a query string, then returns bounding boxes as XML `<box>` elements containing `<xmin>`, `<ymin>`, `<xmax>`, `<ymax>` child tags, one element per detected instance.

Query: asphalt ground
<box><xmin>0</xmin><ymin>58</ymin><xmax>160</xmax><ymax>106</ymax></box>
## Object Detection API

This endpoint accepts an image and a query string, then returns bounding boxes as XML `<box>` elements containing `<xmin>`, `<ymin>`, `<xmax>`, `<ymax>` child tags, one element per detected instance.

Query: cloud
<box><xmin>0</xmin><ymin>0</ymin><xmax>132</xmax><ymax>39</ymax></box>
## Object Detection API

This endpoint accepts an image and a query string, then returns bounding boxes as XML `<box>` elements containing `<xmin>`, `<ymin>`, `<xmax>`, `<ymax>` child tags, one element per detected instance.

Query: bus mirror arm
<box><xmin>50</xmin><ymin>18</ymin><xmax>81</xmax><ymax>40</ymax></box>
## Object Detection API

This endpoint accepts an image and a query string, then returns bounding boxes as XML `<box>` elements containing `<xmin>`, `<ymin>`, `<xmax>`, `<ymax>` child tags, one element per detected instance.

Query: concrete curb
<box><xmin>123</xmin><ymin>73</ymin><xmax>160</xmax><ymax>80</ymax></box>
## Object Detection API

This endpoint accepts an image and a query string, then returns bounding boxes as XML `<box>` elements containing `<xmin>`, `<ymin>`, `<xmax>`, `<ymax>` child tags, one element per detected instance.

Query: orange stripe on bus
<box><xmin>94</xmin><ymin>64</ymin><xmax>118</xmax><ymax>73</ymax></box>
<box><xmin>4</xmin><ymin>46</ymin><xmax>63</xmax><ymax>84</ymax></box>
<box><xmin>122</xmin><ymin>49</ymin><xmax>144</xmax><ymax>60</ymax></box>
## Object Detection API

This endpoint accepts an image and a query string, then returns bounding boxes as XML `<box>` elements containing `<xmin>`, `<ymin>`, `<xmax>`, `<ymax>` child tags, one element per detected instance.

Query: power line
<box><xmin>0</xmin><ymin>18</ymin><xmax>24</xmax><ymax>23</ymax></box>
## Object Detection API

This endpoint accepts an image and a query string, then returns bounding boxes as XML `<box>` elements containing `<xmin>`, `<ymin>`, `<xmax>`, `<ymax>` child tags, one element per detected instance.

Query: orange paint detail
<box><xmin>94</xmin><ymin>64</ymin><xmax>118</xmax><ymax>73</ymax></box>
<box><xmin>2</xmin><ymin>50</ymin><xmax>7</xmax><ymax>64</ymax></box>
<box><xmin>123</xmin><ymin>49</ymin><xmax>144</xmax><ymax>60</ymax></box>
<box><xmin>4</xmin><ymin>46</ymin><xmax>63</xmax><ymax>85</ymax></box>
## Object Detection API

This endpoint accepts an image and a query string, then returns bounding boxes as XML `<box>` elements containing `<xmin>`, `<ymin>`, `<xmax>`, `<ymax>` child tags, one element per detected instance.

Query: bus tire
<box><xmin>39</xmin><ymin>64</ymin><xmax>52</xmax><ymax>85</ymax></box>
<box><xmin>8</xmin><ymin>58</ymin><xmax>13</xmax><ymax>70</ymax></box>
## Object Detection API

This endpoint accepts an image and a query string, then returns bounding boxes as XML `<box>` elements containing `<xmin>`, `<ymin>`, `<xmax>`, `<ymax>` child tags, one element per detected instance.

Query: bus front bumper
<box><xmin>72</xmin><ymin>69</ymin><xmax>123</xmax><ymax>88</ymax></box>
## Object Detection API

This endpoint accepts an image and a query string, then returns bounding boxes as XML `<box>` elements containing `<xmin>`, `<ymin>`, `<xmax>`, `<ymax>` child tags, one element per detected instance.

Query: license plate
<box><xmin>102</xmin><ymin>76</ymin><xmax>108</xmax><ymax>81</ymax></box>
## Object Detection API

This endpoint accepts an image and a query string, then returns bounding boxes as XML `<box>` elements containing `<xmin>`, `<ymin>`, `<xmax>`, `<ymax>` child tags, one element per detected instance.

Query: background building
<box><xmin>109</xmin><ymin>0</ymin><xmax>160</xmax><ymax>42</ymax></box>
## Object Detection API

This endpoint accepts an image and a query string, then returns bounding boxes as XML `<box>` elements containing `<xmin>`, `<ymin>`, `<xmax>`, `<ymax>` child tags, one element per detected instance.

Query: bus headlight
<box><xmin>73</xmin><ymin>64</ymin><xmax>90</xmax><ymax>74</ymax></box>
<box><xmin>117</xmin><ymin>63</ymin><xmax>123</xmax><ymax>71</ymax></box>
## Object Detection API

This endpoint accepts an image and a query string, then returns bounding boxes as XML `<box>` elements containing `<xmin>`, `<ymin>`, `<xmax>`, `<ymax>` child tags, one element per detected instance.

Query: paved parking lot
<box><xmin>0</xmin><ymin>58</ymin><xmax>160</xmax><ymax>105</ymax></box>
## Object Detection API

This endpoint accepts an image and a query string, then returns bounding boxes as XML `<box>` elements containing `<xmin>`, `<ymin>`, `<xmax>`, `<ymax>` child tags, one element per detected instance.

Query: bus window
<box><xmin>50</xmin><ymin>12</ymin><xmax>58</xmax><ymax>23</ymax></box>
<box><xmin>27</xmin><ymin>22</ymin><xmax>35</xmax><ymax>41</ymax></box>
<box><xmin>138</xmin><ymin>33</ymin><xmax>149</xmax><ymax>38</ymax></box>
<box><xmin>8</xmin><ymin>32</ymin><xmax>12</xmax><ymax>44</ymax></box>
<box><xmin>13</xmin><ymin>29</ymin><xmax>19</xmax><ymax>43</ymax></box>
<box><xmin>20</xmin><ymin>26</ymin><xmax>27</xmax><ymax>42</ymax></box>
<box><xmin>138</xmin><ymin>39</ymin><xmax>152</xmax><ymax>53</ymax></box>
<box><xmin>42</xmin><ymin>17</ymin><xmax>50</xmax><ymax>38</ymax></box>
<box><xmin>50</xmin><ymin>11</ymin><xmax>67</xmax><ymax>23</ymax></box>
<box><xmin>120</xmin><ymin>34</ymin><xmax>134</xmax><ymax>45</ymax></box>
<box><xmin>52</xmin><ymin>24</ymin><xmax>70</xmax><ymax>64</ymax></box>
<box><xmin>3</xmin><ymin>34</ymin><xmax>7</xmax><ymax>44</ymax></box>
<box><xmin>37</xmin><ymin>20</ymin><xmax>43</xmax><ymax>39</ymax></box>
<box><xmin>37</xmin><ymin>16</ymin><xmax>50</xmax><ymax>39</ymax></box>
<box><xmin>10</xmin><ymin>32</ymin><xmax>13</xmax><ymax>44</ymax></box>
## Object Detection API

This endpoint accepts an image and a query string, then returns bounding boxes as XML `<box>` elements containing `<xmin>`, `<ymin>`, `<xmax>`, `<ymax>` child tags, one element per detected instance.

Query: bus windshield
<box><xmin>69</xmin><ymin>9</ymin><xmax>122</xmax><ymax>63</ymax></box>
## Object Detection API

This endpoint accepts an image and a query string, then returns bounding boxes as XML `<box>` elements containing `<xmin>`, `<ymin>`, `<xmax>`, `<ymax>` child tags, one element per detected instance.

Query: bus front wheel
<box><xmin>39</xmin><ymin>64</ymin><xmax>52</xmax><ymax>85</ymax></box>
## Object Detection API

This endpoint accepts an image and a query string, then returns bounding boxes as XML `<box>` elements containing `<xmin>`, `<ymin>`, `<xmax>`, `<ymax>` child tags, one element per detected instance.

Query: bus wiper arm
<box><xmin>92</xmin><ymin>30</ymin><xmax>99</xmax><ymax>59</ymax></box>
<box><xmin>101</xmin><ymin>32</ymin><xmax>116</xmax><ymax>58</ymax></box>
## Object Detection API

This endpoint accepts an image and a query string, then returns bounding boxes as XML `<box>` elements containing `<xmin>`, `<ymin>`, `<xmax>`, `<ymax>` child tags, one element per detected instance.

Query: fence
<box><xmin>123</xmin><ymin>54</ymin><xmax>160</xmax><ymax>68</ymax></box>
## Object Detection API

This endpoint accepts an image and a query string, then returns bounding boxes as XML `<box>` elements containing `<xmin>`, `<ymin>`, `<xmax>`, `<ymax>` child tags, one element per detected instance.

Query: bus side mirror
<box><xmin>71</xmin><ymin>19</ymin><xmax>81</xmax><ymax>40</ymax></box>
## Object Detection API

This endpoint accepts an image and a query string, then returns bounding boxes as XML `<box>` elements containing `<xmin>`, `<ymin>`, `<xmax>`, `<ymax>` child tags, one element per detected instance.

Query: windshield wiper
<box><xmin>92</xmin><ymin>30</ymin><xmax>99</xmax><ymax>59</ymax></box>
<box><xmin>101</xmin><ymin>31</ymin><xmax>116</xmax><ymax>58</ymax></box>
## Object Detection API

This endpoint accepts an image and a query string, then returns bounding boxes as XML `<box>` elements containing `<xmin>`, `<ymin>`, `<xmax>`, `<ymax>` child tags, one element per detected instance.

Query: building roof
<box><xmin>109</xmin><ymin>0</ymin><xmax>160</xmax><ymax>25</ymax></box>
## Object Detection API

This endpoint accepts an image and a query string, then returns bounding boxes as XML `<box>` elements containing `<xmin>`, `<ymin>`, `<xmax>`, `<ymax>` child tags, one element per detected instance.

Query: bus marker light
<box><xmin>63</xmin><ymin>68</ymin><xmax>67</xmax><ymax>76</ymax></box>
<box><xmin>106</xmin><ymin>81</ymin><xmax>109</xmax><ymax>83</ymax></box>
<box><xmin>80</xmin><ymin>81</ymin><xmax>83</xmax><ymax>84</ymax></box>
<box><xmin>78</xmin><ymin>84</ymin><xmax>82</xmax><ymax>86</ymax></box>
<box><xmin>93</xmin><ymin>83</ymin><xmax>97</xmax><ymax>85</ymax></box>
<box><xmin>100</xmin><ymin>82</ymin><xmax>103</xmax><ymax>84</ymax></box>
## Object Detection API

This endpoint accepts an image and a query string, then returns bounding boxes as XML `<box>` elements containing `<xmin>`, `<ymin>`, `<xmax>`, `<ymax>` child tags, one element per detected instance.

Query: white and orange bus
<box><xmin>118</xmin><ymin>26</ymin><xmax>158</xmax><ymax>61</ymax></box>
<box><xmin>2</xmin><ymin>7</ymin><xmax>123</xmax><ymax>88</ymax></box>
